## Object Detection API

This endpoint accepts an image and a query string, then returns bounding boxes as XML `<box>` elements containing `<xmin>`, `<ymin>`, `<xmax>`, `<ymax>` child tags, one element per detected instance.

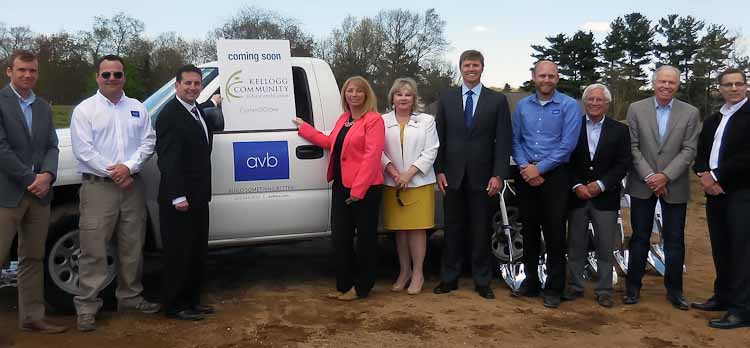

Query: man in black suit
<box><xmin>433</xmin><ymin>50</ymin><xmax>512</xmax><ymax>299</ymax></box>
<box><xmin>563</xmin><ymin>84</ymin><xmax>630</xmax><ymax>309</ymax></box>
<box><xmin>156</xmin><ymin>64</ymin><xmax>219</xmax><ymax>321</ymax></box>
<box><xmin>692</xmin><ymin>68</ymin><xmax>750</xmax><ymax>329</ymax></box>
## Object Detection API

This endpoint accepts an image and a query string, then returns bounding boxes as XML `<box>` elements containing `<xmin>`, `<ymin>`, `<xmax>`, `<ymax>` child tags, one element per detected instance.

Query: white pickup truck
<box><xmin>3</xmin><ymin>58</ymin><xmax>522</xmax><ymax>312</ymax></box>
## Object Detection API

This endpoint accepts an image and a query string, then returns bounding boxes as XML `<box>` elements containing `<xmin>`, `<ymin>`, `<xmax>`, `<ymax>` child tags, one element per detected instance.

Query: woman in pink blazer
<box><xmin>293</xmin><ymin>76</ymin><xmax>385</xmax><ymax>301</ymax></box>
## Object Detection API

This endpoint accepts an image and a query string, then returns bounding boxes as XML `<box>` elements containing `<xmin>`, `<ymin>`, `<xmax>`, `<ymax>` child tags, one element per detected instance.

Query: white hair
<box><xmin>652</xmin><ymin>65</ymin><xmax>681</xmax><ymax>85</ymax></box>
<box><xmin>582</xmin><ymin>83</ymin><xmax>612</xmax><ymax>103</ymax></box>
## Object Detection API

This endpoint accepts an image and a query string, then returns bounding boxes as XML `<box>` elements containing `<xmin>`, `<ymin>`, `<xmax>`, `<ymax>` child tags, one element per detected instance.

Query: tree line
<box><xmin>0</xmin><ymin>7</ymin><xmax>454</xmax><ymax>110</ymax></box>
<box><xmin>1</xmin><ymin>8</ymin><xmax>747</xmax><ymax>118</ymax></box>
<box><xmin>528</xmin><ymin>12</ymin><xmax>749</xmax><ymax>119</ymax></box>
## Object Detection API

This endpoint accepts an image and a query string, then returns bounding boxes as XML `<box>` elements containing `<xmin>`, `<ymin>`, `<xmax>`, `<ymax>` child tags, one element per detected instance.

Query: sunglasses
<box><xmin>100</xmin><ymin>71</ymin><xmax>124</xmax><ymax>80</ymax></box>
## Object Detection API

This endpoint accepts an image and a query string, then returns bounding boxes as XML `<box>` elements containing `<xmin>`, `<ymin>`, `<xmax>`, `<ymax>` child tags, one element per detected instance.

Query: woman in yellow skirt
<box><xmin>381</xmin><ymin>78</ymin><xmax>439</xmax><ymax>295</ymax></box>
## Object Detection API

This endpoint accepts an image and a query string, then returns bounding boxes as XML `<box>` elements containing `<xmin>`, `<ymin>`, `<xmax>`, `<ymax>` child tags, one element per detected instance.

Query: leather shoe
<box><xmin>709</xmin><ymin>313</ymin><xmax>750</xmax><ymax>329</ymax></box>
<box><xmin>511</xmin><ymin>282</ymin><xmax>541</xmax><ymax>298</ymax></box>
<box><xmin>191</xmin><ymin>304</ymin><xmax>215</xmax><ymax>314</ymax></box>
<box><xmin>433</xmin><ymin>281</ymin><xmax>458</xmax><ymax>294</ymax></box>
<box><xmin>691</xmin><ymin>296</ymin><xmax>728</xmax><ymax>311</ymax></box>
<box><xmin>475</xmin><ymin>286</ymin><xmax>495</xmax><ymax>299</ymax></box>
<box><xmin>561</xmin><ymin>288</ymin><xmax>583</xmax><ymax>302</ymax></box>
<box><xmin>596</xmin><ymin>294</ymin><xmax>614</xmax><ymax>308</ymax></box>
<box><xmin>623</xmin><ymin>288</ymin><xmax>640</xmax><ymax>305</ymax></box>
<box><xmin>667</xmin><ymin>292</ymin><xmax>689</xmax><ymax>311</ymax></box>
<box><xmin>21</xmin><ymin>320</ymin><xmax>68</xmax><ymax>334</ymax></box>
<box><xmin>166</xmin><ymin>309</ymin><xmax>204</xmax><ymax>321</ymax></box>
<box><xmin>543</xmin><ymin>295</ymin><xmax>561</xmax><ymax>308</ymax></box>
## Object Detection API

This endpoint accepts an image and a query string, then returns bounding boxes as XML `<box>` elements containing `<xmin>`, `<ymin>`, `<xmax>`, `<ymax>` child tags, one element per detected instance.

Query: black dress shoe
<box><xmin>191</xmin><ymin>304</ymin><xmax>215</xmax><ymax>314</ymax></box>
<box><xmin>596</xmin><ymin>294</ymin><xmax>614</xmax><ymax>308</ymax></box>
<box><xmin>475</xmin><ymin>286</ymin><xmax>495</xmax><ymax>299</ymax></box>
<box><xmin>691</xmin><ymin>296</ymin><xmax>728</xmax><ymax>311</ymax></box>
<box><xmin>623</xmin><ymin>288</ymin><xmax>640</xmax><ymax>305</ymax></box>
<box><xmin>511</xmin><ymin>283</ymin><xmax>541</xmax><ymax>298</ymax></box>
<box><xmin>667</xmin><ymin>293</ymin><xmax>689</xmax><ymax>311</ymax></box>
<box><xmin>543</xmin><ymin>295</ymin><xmax>561</xmax><ymax>308</ymax></box>
<box><xmin>433</xmin><ymin>281</ymin><xmax>458</xmax><ymax>294</ymax></box>
<box><xmin>561</xmin><ymin>288</ymin><xmax>583</xmax><ymax>302</ymax></box>
<box><xmin>709</xmin><ymin>313</ymin><xmax>750</xmax><ymax>329</ymax></box>
<box><xmin>166</xmin><ymin>309</ymin><xmax>204</xmax><ymax>321</ymax></box>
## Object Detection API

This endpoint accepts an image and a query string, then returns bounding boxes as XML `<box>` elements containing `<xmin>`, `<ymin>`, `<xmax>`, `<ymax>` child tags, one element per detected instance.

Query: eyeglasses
<box><xmin>719</xmin><ymin>82</ymin><xmax>746</xmax><ymax>88</ymax></box>
<box><xmin>100</xmin><ymin>71</ymin><xmax>124</xmax><ymax>80</ymax></box>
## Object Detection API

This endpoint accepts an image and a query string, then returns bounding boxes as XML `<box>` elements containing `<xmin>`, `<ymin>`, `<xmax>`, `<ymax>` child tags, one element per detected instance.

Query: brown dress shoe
<box><xmin>21</xmin><ymin>320</ymin><xmax>68</xmax><ymax>334</ymax></box>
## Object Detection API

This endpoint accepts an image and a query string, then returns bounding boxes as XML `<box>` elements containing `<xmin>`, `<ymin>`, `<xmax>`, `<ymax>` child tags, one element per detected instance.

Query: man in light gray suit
<box><xmin>624</xmin><ymin>65</ymin><xmax>701</xmax><ymax>310</ymax></box>
<box><xmin>0</xmin><ymin>50</ymin><xmax>66</xmax><ymax>333</ymax></box>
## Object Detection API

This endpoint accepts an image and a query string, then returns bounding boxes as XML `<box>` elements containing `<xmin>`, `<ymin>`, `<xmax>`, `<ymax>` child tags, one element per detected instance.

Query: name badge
<box><xmin>131</xmin><ymin>111</ymin><xmax>140</xmax><ymax>118</ymax></box>
<box><xmin>552</xmin><ymin>109</ymin><xmax>561</xmax><ymax>115</ymax></box>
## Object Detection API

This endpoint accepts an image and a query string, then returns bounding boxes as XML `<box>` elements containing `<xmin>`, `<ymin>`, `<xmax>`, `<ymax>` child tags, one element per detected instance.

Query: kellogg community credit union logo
<box><xmin>224</xmin><ymin>70</ymin><xmax>291</xmax><ymax>103</ymax></box>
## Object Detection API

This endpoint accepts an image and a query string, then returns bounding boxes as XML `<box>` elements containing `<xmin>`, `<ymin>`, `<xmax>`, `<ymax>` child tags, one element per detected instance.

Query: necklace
<box><xmin>344</xmin><ymin>116</ymin><xmax>356</xmax><ymax>127</ymax></box>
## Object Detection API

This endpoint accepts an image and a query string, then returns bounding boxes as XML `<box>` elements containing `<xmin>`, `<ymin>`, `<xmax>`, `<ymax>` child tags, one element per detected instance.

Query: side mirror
<box><xmin>202</xmin><ymin>107</ymin><xmax>224</xmax><ymax>132</ymax></box>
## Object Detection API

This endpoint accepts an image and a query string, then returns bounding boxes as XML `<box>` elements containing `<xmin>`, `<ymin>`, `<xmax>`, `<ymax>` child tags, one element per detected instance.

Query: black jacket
<box><xmin>155</xmin><ymin>98</ymin><xmax>215</xmax><ymax>206</ymax></box>
<box><xmin>693</xmin><ymin>100</ymin><xmax>750</xmax><ymax>193</ymax></box>
<box><xmin>434</xmin><ymin>86</ymin><xmax>512</xmax><ymax>190</ymax></box>
<box><xmin>569</xmin><ymin>116</ymin><xmax>631</xmax><ymax>211</ymax></box>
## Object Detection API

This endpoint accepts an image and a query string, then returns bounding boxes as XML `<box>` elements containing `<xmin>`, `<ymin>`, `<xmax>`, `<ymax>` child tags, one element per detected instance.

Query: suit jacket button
<box><xmin>589</xmin><ymin>166</ymin><xmax>594</xmax><ymax>171</ymax></box>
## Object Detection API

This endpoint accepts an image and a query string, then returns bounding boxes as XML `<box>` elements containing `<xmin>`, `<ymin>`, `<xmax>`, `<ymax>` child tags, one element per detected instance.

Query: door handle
<box><xmin>296</xmin><ymin>145</ymin><xmax>324</xmax><ymax>159</ymax></box>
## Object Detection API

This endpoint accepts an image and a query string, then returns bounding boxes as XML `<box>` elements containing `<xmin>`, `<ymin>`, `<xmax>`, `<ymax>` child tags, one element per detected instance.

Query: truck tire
<box><xmin>44</xmin><ymin>209</ymin><xmax>117</xmax><ymax>314</ymax></box>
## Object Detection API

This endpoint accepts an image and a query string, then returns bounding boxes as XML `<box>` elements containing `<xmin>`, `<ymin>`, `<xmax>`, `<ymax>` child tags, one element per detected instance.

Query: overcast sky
<box><xmin>2</xmin><ymin>0</ymin><xmax>748</xmax><ymax>87</ymax></box>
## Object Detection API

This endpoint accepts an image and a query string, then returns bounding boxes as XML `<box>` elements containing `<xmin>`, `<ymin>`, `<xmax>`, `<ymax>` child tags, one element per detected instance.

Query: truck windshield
<box><xmin>143</xmin><ymin>67</ymin><xmax>219</xmax><ymax>125</ymax></box>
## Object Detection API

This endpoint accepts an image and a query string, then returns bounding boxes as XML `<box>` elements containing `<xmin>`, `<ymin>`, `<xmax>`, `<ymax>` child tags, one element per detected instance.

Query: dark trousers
<box><xmin>626</xmin><ymin>195</ymin><xmax>686</xmax><ymax>294</ymax></box>
<box><xmin>517</xmin><ymin>166</ymin><xmax>569</xmax><ymax>295</ymax></box>
<box><xmin>160</xmin><ymin>202</ymin><xmax>209</xmax><ymax>314</ymax></box>
<box><xmin>706</xmin><ymin>190</ymin><xmax>750</xmax><ymax>319</ymax></box>
<box><xmin>441</xmin><ymin>175</ymin><xmax>493</xmax><ymax>286</ymax></box>
<box><xmin>331</xmin><ymin>181</ymin><xmax>382</xmax><ymax>297</ymax></box>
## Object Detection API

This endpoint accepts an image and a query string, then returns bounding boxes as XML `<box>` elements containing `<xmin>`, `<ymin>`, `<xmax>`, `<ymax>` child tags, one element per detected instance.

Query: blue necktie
<box><xmin>464</xmin><ymin>90</ymin><xmax>474</xmax><ymax>128</ymax></box>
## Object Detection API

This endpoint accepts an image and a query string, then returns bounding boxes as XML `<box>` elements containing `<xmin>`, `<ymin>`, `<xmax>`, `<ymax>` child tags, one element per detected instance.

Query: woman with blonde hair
<box><xmin>293</xmin><ymin>76</ymin><xmax>385</xmax><ymax>300</ymax></box>
<box><xmin>381</xmin><ymin>77</ymin><xmax>439</xmax><ymax>295</ymax></box>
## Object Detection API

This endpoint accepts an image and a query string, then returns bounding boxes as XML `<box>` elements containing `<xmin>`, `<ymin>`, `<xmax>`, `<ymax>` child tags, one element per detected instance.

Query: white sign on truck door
<box><xmin>217</xmin><ymin>39</ymin><xmax>296</xmax><ymax>131</ymax></box>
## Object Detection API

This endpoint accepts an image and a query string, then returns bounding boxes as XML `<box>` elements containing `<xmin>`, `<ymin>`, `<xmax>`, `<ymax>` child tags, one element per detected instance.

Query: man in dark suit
<box><xmin>156</xmin><ymin>64</ymin><xmax>219</xmax><ymax>321</ymax></box>
<box><xmin>563</xmin><ymin>84</ymin><xmax>630</xmax><ymax>308</ymax></box>
<box><xmin>624</xmin><ymin>65</ymin><xmax>700</xmax><ymax>310</ymax></box>
<box><xmin>0</xmin><ymin>50</ymin><xmax>66</xmax><ymax>333</ymax></box>
<box><xmin>511</xmin><ymin>61</ymin><xmax>582</xmax><ymax>308</ymax></box>
<box><xmin>693</xmin><ymin>68</ymin><xmax>750</xmax><ymax>329</ymax></box>
<box><xmin>433</xmin><ymin>50</ymin><xmax>512</xmax><ymax>299</ymax></box>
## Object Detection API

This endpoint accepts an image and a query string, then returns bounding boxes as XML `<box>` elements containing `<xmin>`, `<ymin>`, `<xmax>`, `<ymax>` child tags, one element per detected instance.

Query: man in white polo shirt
<box><xmin>70</xmin><ymin>54</ymin><xmax>158</xmax><ymax>332</ymax></box>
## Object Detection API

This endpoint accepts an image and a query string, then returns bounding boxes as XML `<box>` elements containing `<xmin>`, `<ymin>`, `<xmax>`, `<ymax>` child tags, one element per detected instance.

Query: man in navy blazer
<box><xmin>693</xmin><ymin>68</ymin><xmax>750</xmax><ymax>329</ymax></box>
<box><xmin>433</xmin><ymin>50</ymin><xmax>512</xmax><ymax>299</ymax></box>
<box><xmin>564</xmin><ymin>84</ymin><xmax>630</xmax><ymax>308</ymax></box>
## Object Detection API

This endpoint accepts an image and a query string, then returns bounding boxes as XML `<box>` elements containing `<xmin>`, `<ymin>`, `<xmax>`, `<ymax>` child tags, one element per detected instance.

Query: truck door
<box><xmin>206</xmin><ymin>61</ymin><xmax>331</xmax><ymax>241</ymax></box>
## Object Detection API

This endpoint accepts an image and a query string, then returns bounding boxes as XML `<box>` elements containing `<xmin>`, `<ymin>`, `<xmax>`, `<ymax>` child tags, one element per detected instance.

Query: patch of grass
<box><xmin>52</xmin><ymin>105</ymin><xmax>73</xmax><ymax>129</ymax></box>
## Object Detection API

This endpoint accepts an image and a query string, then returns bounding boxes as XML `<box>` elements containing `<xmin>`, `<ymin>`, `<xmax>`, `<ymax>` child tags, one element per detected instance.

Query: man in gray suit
<box><xmin>624</xmin><ymin>65</ymin><xmax>701</xmax><ymax>310</ymax></box>
<box><xmin>0</xmin><ymin>50</ymin><xmax>66</xmax><ymax>333</ymax></box>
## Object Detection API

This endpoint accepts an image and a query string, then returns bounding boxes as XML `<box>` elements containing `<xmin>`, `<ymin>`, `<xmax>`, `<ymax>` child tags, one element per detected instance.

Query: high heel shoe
<box><xmin>391</xmin><ymin>272</ymin><xmax>412</xmax><ymax>292</ymax></box>
<box><xmin>407</xmin><ymin>275</ymin><xmax>424</xmax><ymax>295</ymax></box>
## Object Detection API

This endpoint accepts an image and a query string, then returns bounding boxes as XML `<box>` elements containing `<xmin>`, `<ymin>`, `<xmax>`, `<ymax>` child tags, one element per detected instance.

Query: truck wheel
<box><xmin>44</xmin><ymin>212</ymin><xmax>118</xmax><ymax>314</ymax></box>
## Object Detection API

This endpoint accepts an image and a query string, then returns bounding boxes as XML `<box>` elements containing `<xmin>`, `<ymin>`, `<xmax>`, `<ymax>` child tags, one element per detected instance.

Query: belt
<box><xmin>82</xmin><ymin>173</ymin><xmax>112</xmax><ymax>182</ymax></box>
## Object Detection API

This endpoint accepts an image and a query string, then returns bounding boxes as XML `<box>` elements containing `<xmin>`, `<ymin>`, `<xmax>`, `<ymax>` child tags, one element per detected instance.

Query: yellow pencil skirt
<box><xmin>382</xmin><ymin>184</ymin><xmax>435</xmax><ymax>230</ymax></box>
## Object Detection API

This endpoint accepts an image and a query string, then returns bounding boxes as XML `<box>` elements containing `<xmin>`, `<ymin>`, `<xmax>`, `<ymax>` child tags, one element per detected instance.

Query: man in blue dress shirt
<box><xmin>510</xmin><ymin>60</ymin><xmax>582</xmax><ymax>308</ymax></box>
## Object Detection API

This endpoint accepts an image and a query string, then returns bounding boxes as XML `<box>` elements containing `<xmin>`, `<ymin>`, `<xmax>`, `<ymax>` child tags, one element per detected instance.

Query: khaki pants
<box><xmin>0</xmin><ymin>193</ymin><xmax>50</xmax><ymax>326</ymax></box>
<box><xmin>74</xmin><ymin>177</ymin><xmax>147</xmax><ymax>315</ymax></box>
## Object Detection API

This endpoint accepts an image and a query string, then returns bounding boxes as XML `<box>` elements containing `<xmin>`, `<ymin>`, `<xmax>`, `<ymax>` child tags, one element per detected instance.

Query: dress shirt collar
<box><xmin>95</xmin><ymin>90</ymin><xmax>126</xmax><ymax>106</ymax></box>
<box><xmin>462</xmin><ymin>83</ymin><xmax>483</xmax><ymax>97</ymax></box>
<box><xmin>720</xmin><ymin>97</ymin><xmax>748</xmax><ymax>117</ymax></box>
<box><xmin>654</xmin><ymin>97</ymin><xmax>674</xmax><ymax>110</ymax></box>
<box><xmin>9</xmin><ymin>83</ymin><xmax>35</xmax><ymax>104</ymax></box>
<box><xmin>533</xmin><ymin>90</ymin><xmax>563</xmax><ymax>105</ymax></box>
<box><xmin>176</xmin><ymin>95</ymin><xmax>198</xmax><ymax>117</ymax></box>
<box><xmin>585</xmin><ymin>114</ymin><xmax>606</xmax><ymax>126</ymax></box>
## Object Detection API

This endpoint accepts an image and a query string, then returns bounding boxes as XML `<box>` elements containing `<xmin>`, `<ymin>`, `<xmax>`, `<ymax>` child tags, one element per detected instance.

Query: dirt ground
<box><xmin>2</xmin><ymin>177</ymin><xmax>749</xmax><ymax>348</ymax></box>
